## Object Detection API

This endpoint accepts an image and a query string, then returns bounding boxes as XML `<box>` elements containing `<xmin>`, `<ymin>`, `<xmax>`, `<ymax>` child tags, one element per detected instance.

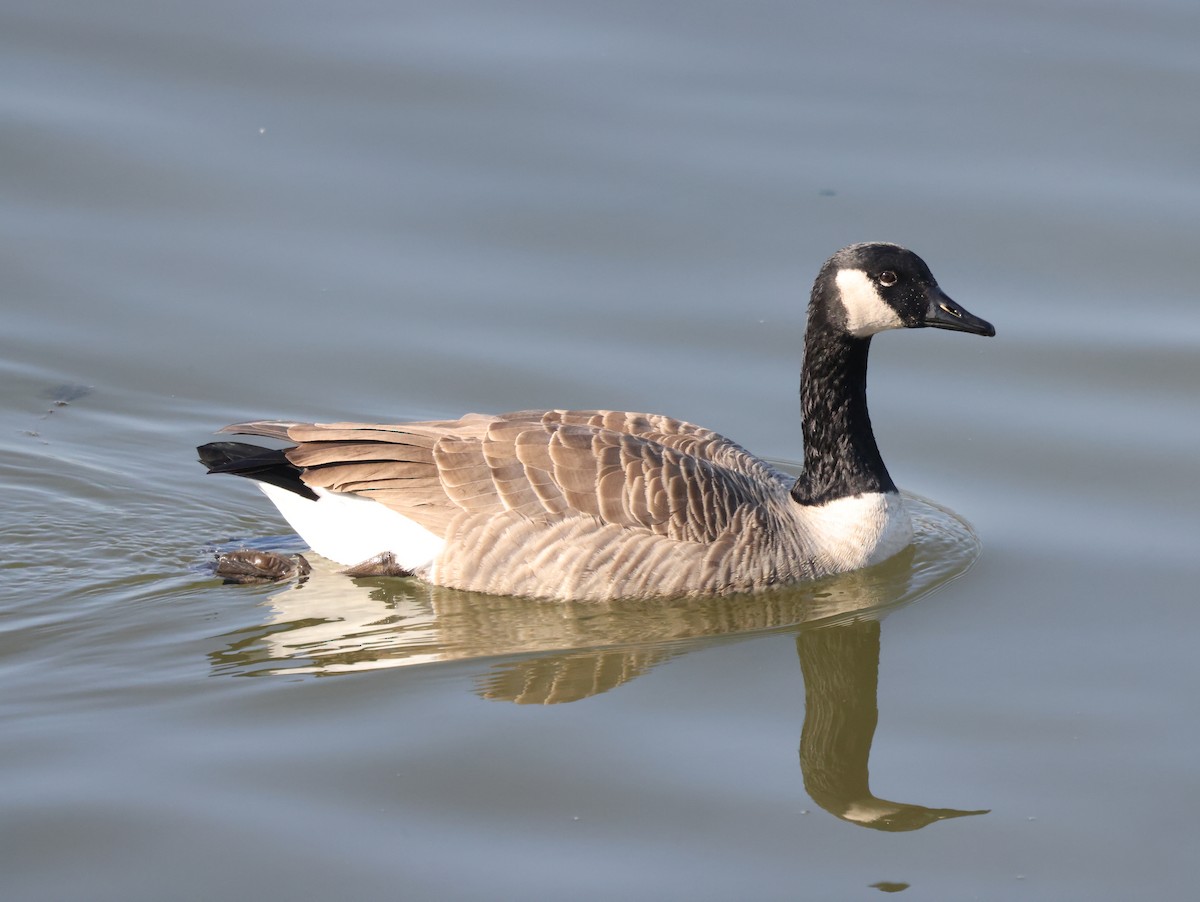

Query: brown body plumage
<box><xmin>219</xmin><ymin>410</ymin><xmax>822</xmax><ymax>598</ymax></box>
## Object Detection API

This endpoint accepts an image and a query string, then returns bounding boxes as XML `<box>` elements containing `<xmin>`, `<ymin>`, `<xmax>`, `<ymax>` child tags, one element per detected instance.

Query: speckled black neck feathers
<box><xmin>791</xmin><ymin>318</ymin><xmax>896</xmax><ymax>506</ymax></box>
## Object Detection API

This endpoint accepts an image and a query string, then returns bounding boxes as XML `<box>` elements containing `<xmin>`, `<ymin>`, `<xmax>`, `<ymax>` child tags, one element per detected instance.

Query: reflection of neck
<box><xmin>793</xmin><ymin>324</ymin><xmax>895</xmax><ymax>505</ymax></box>
<box><xmin>797</xmin><ymin>621</ymin><xmax>988</xmax><ymax>832</ymax></box>
<box><xmin>799</xmin><ymin>620</ymin><xmax>880</xmax><ymax>809</ymax></box>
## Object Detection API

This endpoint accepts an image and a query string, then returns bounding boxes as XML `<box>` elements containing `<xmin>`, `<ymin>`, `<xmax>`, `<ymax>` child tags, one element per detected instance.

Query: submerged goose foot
<box><xmin>342</xmin><ymin>552</ymin><xmax>415</xmax><ymax>579</ymax></box>
<box><xmin>214</xmin><ymin>550</ymin><xmax>311</xmax><ymax>584</ymax></box>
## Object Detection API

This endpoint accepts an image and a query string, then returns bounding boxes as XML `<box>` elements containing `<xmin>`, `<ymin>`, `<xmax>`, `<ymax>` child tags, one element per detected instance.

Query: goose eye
<box><xmin>878</xmin><ymin>271</ymin><xmax>897</xmax><ymax>287</ymax></box>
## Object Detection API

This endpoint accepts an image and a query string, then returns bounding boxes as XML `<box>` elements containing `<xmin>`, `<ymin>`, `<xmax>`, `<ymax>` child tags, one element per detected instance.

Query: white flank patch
<box><xmin>835</xmin><ymin>269</ymin><xmax>904</xmax><ymax>337</ymax></box>
<box><xmin>802</xmin><ymin>491</ymin><xmax>912</xmax><ymax>572</ymax></box>
<box><xmin>257</xmin><ymin>483</ymin><xmax>445</xmax><ymax>570</ymax></box>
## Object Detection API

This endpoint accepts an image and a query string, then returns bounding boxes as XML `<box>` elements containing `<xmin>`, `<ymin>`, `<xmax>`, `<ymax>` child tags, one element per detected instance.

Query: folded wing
<box><xmin>222</xmin><ymin>409</ymin><xmax>788</xmax><ymax>544</ymax></box>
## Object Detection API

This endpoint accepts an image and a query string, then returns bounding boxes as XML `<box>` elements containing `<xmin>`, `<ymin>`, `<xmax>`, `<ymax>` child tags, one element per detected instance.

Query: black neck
<box><xmin>791</xmin><ymin>322</ymin><xmax>895</xmax><ymax>505</ymax></box>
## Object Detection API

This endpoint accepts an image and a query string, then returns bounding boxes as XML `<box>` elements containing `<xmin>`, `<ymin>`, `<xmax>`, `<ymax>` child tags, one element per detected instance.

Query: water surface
<box><xmin>2</xmin><ymin>1</ymin><xmax>1198</xmax><ymax>899</ymax></box>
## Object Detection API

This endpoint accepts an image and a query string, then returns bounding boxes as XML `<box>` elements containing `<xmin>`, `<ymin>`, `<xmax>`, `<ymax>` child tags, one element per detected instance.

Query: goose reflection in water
<box><xmin>797</xmin><ymin>621</ymin><xmax>986</xmax><ymax>831</ymax></box>
<box><xmin>209</xmin><ymin>495</ymin><xmax>987</xmax><ymax>831</ymax></box>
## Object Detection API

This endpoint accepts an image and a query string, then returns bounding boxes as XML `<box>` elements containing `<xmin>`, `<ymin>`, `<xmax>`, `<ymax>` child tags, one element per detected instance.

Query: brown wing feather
<box><xmin>219</xmin><ymin>409</ymin><xmax>787</xmax><ymax>543</ymax></box>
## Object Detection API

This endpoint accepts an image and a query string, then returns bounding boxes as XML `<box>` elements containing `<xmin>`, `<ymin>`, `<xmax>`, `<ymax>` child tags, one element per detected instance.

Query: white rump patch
<box><xmin>801</xmin><ymin>492</ymin><xmax>912</xmax><ymax>572</ymax></box>
<box><xmin>835</xmin><ymin>269</ymin><xmax>904</xmax><ymax>337</ymax></box>
<box><xmin>257</xmin><ymin>483</ymin><xmax>444</xmax><ymax>571</ymax></box>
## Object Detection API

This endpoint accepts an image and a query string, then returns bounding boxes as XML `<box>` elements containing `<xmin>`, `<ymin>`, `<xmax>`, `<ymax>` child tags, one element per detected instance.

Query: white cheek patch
<box><xmin>835</xmin><ymin>269</ymin><xmax>904</xmax><ymax>337</ymax></box>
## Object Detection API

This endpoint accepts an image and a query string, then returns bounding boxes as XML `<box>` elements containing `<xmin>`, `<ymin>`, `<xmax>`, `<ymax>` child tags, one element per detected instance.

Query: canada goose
<box><xmin>198</xmin><ymin>242</ymin><xmax>994</xmax><ymax>600</ymax></box>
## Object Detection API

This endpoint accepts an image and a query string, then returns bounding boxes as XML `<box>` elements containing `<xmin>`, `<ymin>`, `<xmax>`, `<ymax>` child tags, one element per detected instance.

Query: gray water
<box><xmin>3</xmin><ymin>1</ymin><xmax>1198</xmax><ymax>899</ymax></box>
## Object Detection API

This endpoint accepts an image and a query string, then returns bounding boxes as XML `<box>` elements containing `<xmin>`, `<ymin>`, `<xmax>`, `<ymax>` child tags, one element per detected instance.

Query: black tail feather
<box><xmin>197</xmin><ymin>441</ymin><xmax>319</xmax><ymax>501</ymax></box>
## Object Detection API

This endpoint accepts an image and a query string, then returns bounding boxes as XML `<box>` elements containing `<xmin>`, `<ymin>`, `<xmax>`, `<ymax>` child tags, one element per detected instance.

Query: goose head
<box><xmin>816</xmin><ymin>242</ymin><xmax>995</xmax><ymax>339</ymax></box>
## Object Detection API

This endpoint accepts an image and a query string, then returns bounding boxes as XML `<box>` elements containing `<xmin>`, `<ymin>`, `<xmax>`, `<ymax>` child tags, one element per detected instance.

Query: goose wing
<box><xmin>222</xmin><ymin>409</ymin><xmax>787</xmax><ymax>542</ymax></box>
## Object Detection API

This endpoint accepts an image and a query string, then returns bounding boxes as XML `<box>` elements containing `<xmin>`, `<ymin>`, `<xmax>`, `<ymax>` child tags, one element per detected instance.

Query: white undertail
<box><xmin>258</xmin><ymin>483</ymin><xmax>445</xmax><ymax>571</ymax></box>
